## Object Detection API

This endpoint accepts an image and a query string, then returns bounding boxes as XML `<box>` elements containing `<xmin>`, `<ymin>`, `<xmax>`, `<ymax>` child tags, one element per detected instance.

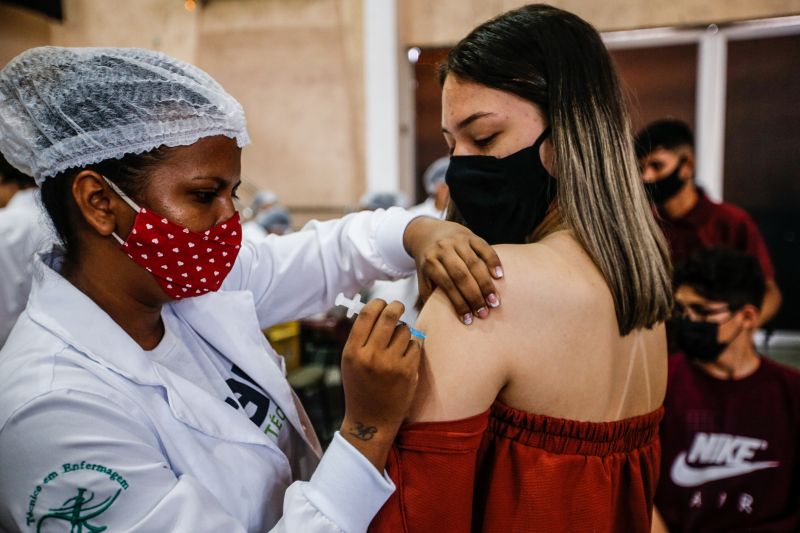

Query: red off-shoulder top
<box><xmin>370</xmin><ymin>401</ymin><xmax>663</xmax><ymax>532</ymax></box>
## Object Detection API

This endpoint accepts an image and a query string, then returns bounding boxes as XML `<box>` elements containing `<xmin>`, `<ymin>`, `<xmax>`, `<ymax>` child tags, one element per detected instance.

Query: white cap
<box><xmin>0</xmin><ymin>46</ymin><xmax>249</xmax><ymax>184</ymax></box>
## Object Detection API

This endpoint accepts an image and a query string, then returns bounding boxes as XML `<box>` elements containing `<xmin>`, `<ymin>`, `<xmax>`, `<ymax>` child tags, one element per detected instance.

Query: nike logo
<box><xmin>671</xmin><ymin>452</ymin><xmax>779</xmax><ymax>487</ymax></box>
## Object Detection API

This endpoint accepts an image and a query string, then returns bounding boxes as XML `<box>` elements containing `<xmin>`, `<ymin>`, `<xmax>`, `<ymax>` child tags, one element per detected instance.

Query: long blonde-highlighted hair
<box><xmin>440</xmin><ymin>4</ymin><xmax>672</xmax><ymax>335</ymax></box>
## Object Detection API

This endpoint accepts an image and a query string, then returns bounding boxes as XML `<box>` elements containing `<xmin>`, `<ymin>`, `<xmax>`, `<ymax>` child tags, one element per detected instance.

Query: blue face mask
<box><xmin>445</xmin><ymin>128</ymin><xmax>557</xmax><ymax>245</ymax></box>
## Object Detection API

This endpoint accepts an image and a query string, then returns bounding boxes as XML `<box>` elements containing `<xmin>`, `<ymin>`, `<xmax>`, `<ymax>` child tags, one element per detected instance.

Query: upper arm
<box><xmin>408</xmin><ymin>281</ymin><xmax>511</xmax><ymax>423</ymax></box>
<box><xmin>407</xmin><ymin>243</ymin><xmax>565</xmax><ymax>423</ymax></box>
<box><xmin>0</xmin><ymin>390</ymin><xmax>246</xmax><ymax>532</ymax></box>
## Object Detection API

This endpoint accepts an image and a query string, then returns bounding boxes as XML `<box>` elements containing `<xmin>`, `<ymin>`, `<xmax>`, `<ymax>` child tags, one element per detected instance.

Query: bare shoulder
<box><xmin>408</xmin><ymin>266</ymin><xmax>511</xmax><ymax>423</ymax></box>
<box><xmin>492</xmin><ymin>234</ymin><xmax>616</xmax><ymax>328</ymax></box>
<box><xmin>408</xmin><ymin>233</ymin><xmax>608</xmax><ymax>423</ymax></box>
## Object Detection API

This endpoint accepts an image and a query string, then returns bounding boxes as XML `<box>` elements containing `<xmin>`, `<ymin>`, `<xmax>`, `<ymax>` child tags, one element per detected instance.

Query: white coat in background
<box><xmin>0</xmin><ymin>208</ymin><xmax>417</xmax><ymax>532</ymax></box>
<box><xmin>0</xmin><ymin>188</ymin><xmax>53</xmax><ymax>346</ymax></box>
<box><xmin>407</xmin><ymin>197</ymin><xmax>443</xmax><ymax>221</ymax></box>
<box><xmin>242</xmin><ymin>219</ymin><xmax>269</xmax><ymax>242</ymax></box>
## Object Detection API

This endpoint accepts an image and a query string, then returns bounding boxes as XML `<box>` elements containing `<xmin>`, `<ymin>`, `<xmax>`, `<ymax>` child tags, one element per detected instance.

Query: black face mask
<box><xmin>643</xmin><ymin>158</ymin><xmax>686</xmax><ymax>204</ymax></box>
<box><xmin>445</xmin><ymin>128</ymin><xmax>557</xmax><ymax>245</ymax></box>
<box><xmin>672</xmin><ymin>316</ymin><xmax>734</xmax><ymax>363</ymax></box>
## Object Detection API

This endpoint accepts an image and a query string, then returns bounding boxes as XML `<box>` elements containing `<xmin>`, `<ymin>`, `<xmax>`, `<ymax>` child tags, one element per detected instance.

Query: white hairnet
<box><xmin>0</xmin><ymin>46</ymin><xmax>249</xmax><ymax>184</ymax></box>
<box><xmin>251</xmin><ymin>190</ymin><xmax>278</xmax><ymax>211</ymax></box>
<box><xmin>256</xmin><ymin>205</ymin><xmax>292</xmax><ymax>232</ymax></box>
<box><xmin>423</xmin><ymin>156</ymin><xmax>450</xmax><ymax>195</ymax></box>
<box><xmin>359</xmin><ymin>191</ymin><xmax>409</xmax><ymax>211</ymax></box>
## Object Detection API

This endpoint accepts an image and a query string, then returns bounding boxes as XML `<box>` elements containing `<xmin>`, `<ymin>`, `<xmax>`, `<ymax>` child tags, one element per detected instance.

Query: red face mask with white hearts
<box><xmin>105</xmin><ymin>177</ymin><xmax>242</xmax><ymax>300</ymax></box>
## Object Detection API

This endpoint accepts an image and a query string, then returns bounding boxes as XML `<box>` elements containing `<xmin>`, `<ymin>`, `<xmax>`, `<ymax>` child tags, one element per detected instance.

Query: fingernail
<box><xmin>495</xmin><ymin>266</ymin><xmax>504</xmax><ymax>278</ymax></box>
<box><xmin>487</xmin><ymin>293</ymin><xmax>500</xmax><ymax>308</ymax></box>
<box><xmin>476</xmin><ymin>307</ymin><xmax>488</xmax><ymax>319</ymax></box>
<box><xmin>462</xmin><ymin>313</ymin><xmax>473</xmax><ymax>325</ymax></box>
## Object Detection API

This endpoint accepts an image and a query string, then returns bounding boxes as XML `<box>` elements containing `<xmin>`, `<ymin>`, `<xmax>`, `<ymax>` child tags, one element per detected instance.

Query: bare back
<box><xmin>409</xmin><ymin>230</ymin><xmax>667</xmax><ymax>423</ymax></box>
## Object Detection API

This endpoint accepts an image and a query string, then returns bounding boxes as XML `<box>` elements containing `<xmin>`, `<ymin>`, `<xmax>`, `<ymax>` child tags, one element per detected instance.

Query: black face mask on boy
<box><xmin>445</xmin><ymin>128</ymin><xmax>557</xmax><ymax>245</ymax></box>
<box><xmin>643</xmin><ymin>157</ymin><xmax>686</xmax><ymax>205</ymax></box>
<box><xmin>672</xmin><ymin>313</ymin><xmax>742</xmax><ymax>364</ymax></box>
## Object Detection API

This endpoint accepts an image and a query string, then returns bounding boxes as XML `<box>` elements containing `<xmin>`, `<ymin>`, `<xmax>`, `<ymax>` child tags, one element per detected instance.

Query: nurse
<box><xmin>0</xmin><ymin>47</ymin><xmax>502</xmax><ymax>532</ymax></box>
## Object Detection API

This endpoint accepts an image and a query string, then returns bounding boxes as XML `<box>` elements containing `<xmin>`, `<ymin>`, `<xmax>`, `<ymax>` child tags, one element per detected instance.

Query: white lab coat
<box><xmin>0</xmin><ymin>188</ymin><xmax>53</xmax><ymax>346</ymax></box>
<box><xmin>367</xmin><ymin>200</ymin><xmax>443</xmax><ymax>324</ymax></box>
<box><xmin>0</xmin><ymin>207</ymin><xmax>417</xmax><ymax>532</ymax></box>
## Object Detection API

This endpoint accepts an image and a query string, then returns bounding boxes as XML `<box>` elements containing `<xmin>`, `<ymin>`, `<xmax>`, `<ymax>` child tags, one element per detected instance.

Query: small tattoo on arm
<box><xmin>348</xmin><ymin>422</ymin><xmax>378</xmax><ymax>441</ymax></box>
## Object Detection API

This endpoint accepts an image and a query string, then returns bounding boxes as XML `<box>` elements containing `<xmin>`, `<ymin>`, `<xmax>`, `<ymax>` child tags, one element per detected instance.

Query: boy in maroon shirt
<box><xmin>635</xmin><ymin>120</ymin><xmax>781</xmax><ymax>325</ymax></box>
<box><xmin>653</xmin><ymin>248</ymin><xmax>800</xmax><ymax>532</ymax></box>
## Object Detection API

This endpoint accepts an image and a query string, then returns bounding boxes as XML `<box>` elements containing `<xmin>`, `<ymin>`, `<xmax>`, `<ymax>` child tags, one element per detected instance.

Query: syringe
<box><xmin>335</xmin><ymin>292</ymin><xmax>426</xmax><ymax>340</ymax></box>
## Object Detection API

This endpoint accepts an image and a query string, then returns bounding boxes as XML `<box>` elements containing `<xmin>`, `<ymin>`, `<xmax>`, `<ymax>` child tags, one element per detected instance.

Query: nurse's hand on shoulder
<box><xmin>340</xmin><ymin>299</ymin><xmax>421</xmax><ymax>471</ymax></box>
<box><xmin>403</xmin><ymin>217</ymin><xmax>503</xmax><ymax>325</ymax></box>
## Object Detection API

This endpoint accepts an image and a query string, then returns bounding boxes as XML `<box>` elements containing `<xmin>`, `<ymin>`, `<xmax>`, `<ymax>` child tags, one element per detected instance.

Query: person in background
<box><xmin>636</xmin><ymin>119</ymin><xmax>781</xmax><ymax>326</ymax></box>
<box><xmin>241</xmin><ymin>189</ymin><xmax>280</xmax><ymax>240</ymax></box>
<box><xmin>243</xmin><ymin>204</ymin><xmax>293</xmax><ymax>241</ymax></box>
<box><xmin>359</xmin><ymin>191</ymin><xmax>409</xmax><ymax>211</ymax></box>
<box><xmin>250</xmin><ymin>189</ymin><xmax>278</xmax><ymax>217</ymax></box>
<box><xmin>0</xmin><ymin>153</ymin><xmax>52</xmax><ymax>346</ymax></box>
<box><xmin>408</xmin><ymin>156</ymin><xmax>450</xmax><ymax>219</ymax></box>
<box><xmin>0</xmin><ymin>152</ymin><xmax>36</xmax><ymax>208</ymax></box>
<box><xmin>256</xmin><ymin>205</ymin><xmax>293</xmax><ymax>236</ymax></box>
<box><xmin>652</xmin><ymin>247</ymin><xmax>800</xmax><ymax>532</ymax></box>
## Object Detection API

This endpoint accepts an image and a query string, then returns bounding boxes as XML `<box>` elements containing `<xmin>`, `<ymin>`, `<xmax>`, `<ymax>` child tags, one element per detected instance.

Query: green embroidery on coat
<box><xmin>36</xmin><ymin>487</ymin><xmax>120</xmax><ymax>532</ymax></box>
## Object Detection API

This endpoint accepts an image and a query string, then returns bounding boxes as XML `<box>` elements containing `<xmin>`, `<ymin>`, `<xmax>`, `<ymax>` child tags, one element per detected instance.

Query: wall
<box><xmin>0</xmin><ymin>0</ymin><xmax>197</xmax><ymax>63</ymax></box>
<box><xmin>401</xmin><ymin>0</ymin><xmax>800</xmax><ymax>47</ymax></box>
<box><xmin>50</xmin><ymin>0</ymin><xmax>198</xmax><ymax>62</ymax></box>
<box><xmin>0</xmin><ymin>0</ymin><xmax>365</xmax><ymax>225</ymax></box>
<box><xmin>195</xmin><ymin>0</ymin><xmax>365</xmax><ymax>224</ymax></box>
<box><xmin>0</xmin><ymin>4</ymin><xmax>51</xmax><ymax>68</ymax></box>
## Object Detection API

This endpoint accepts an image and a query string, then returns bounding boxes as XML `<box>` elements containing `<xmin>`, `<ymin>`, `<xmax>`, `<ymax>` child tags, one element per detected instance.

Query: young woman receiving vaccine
<box><xmin>370</xmin><ymin>5</ymin><xmax>673</xmax><ymax>532</ymax></box>
<box><xmin>0</xmin><ymin>47</ymin><xmax>504</xmax><ymax>532</ymax></box>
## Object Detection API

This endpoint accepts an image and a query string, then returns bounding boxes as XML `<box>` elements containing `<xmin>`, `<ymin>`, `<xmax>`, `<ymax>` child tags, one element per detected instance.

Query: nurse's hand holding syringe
<box><xmin>336</xmin><ymin>293</ymin><xmax>426</xmax><ymax>340</ymax></box>
<box><xmin>336</xmin><ymin>292</ymin><xmax>425</xmax><ymax>472</ymax></box>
